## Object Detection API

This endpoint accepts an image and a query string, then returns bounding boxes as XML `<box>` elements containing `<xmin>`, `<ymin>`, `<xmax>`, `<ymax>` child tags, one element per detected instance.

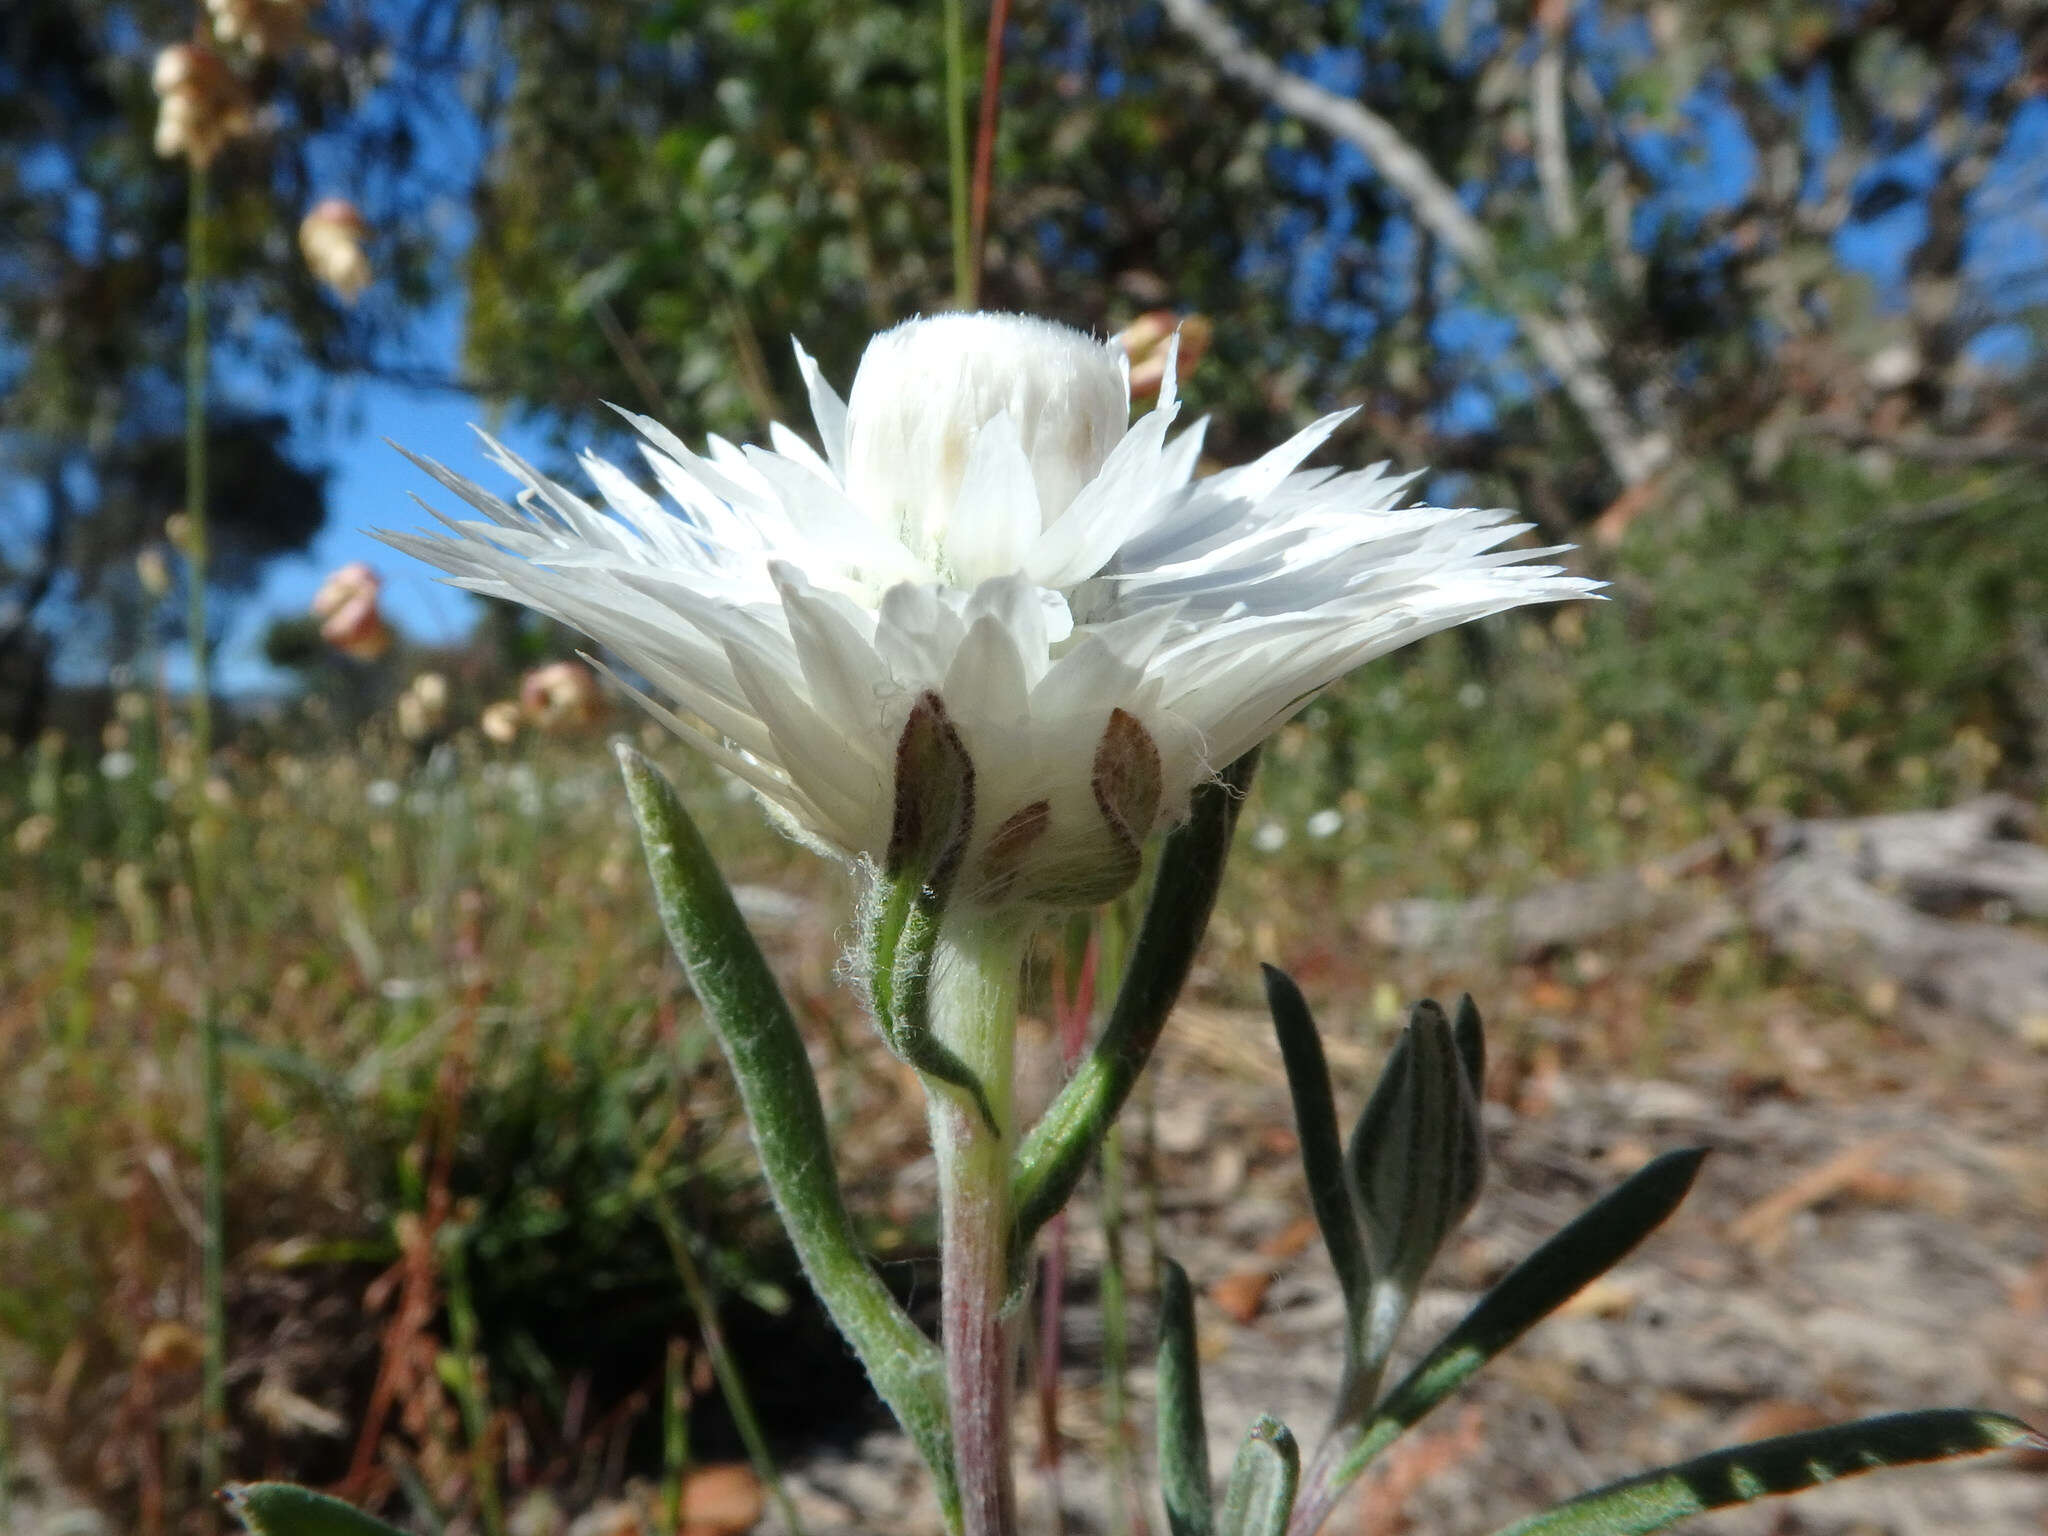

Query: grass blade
<box><xmin>1157</xmin><ymin>1258</ymin><xmax>1214</xmax><ymax>1536</ymax></box>
<box><xmin>1488</xmin><ymin>1411</ymin><xmax>2042</xmax><ymax>1536</ymax></box>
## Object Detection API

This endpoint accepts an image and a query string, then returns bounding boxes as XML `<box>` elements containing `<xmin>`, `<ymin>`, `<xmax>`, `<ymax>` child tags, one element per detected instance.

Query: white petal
<box><xmin>944</xmin><ymin>613</ymin><xmax>1031</xmax><ymax>727</ymax></box>
<box><xmin>792</xmin><ymin>337</ymin><xmax>850</xmax><ymax>478</ymax></box>
<box><xmin>943</xmin><ymin>412</ymin><xmax>1041</xmax><ymax>587</ymax></box>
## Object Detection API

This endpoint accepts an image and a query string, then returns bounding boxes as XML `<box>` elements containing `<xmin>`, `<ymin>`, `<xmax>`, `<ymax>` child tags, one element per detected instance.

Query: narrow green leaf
<box><xmin>1487</xmin><ymin>1411</ymin><xmax>2042</xmax><ymax>1536</ymax></box>
<box><xmin>1450</xmin><ymin>994</ymin><xmax>1485</xmax><ymax>1099</ymax></box>
<box><xmin>224</xmin><ymin>1483</ymin><xmax>409</xmax><ymax>1536</ymax></box>
<box><xmin>1012</xmin><ymin>749</ymin><xmax>1258</xmax><ymax>1246</ymax></box>
<box><xmin>617</xmin><ymin>746</ymin><xmax>957</xmax><ymax>1524</ymax></box>
<box><xmin>1218</xmin><ymin>1415</ymin><xmax>1300</xmax><ymax>1536</ymax></box>
<box><xmin>1260</xmin><ymin>966</ymin><xmax>1371</xmax><ymax>1357</ymax></box>
<box><xmin>1331</xmin><ymin>1148</ymin><xmax>1708</xmax><ymax>1491</ymax></box>
<box><xmin>1157</xmin><ymin>1258</ymin><xmax>1214</xmax><ymax>1536</ymax></box>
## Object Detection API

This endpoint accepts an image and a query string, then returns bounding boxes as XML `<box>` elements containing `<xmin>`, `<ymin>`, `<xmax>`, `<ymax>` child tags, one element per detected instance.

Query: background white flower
<box><xmin>381</xmin><ymin>312</ymin><xmax>1594</xmax><ymax>907</ymax></box>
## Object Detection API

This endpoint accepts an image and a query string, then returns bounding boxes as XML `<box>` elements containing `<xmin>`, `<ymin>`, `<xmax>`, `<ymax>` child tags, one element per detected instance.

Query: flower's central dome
<box><xmin>843</xmin><ymin>314</ymin><xmax>1130</xmax><ymax>587</ymax></box>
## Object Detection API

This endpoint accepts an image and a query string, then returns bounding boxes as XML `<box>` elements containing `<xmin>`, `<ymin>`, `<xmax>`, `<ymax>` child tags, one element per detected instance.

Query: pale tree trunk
<box><xmin>1158</xmin><ymin>0</ymin><xmax>1671</xmax><ymax>488</ymax></box>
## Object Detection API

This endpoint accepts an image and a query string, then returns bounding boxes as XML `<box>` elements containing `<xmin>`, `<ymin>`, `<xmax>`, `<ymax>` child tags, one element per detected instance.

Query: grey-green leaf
<box><xmin>1450</xmin><ymin>993</ymin><xmax>1485</xmax><ymax>1099</ymax></box>
<box><xmin>1218</xmin><ymin>1415</ymin><xmax>1300</xmax><ymax>1536</ymax></box>
<box><xmin>224</xmin><ymin>1483</ymin><xmax>410</xmax><ymax>1536</ymax></box>
<box><xmin>1261</xmin><ymin>965</ymin><xmax>1371</xmax><ymax>1360</ymax></box>
<box><xmin>1346</xmin><ymin>1000</ymin><xmax>1484</xmax><ymax>1301</ymax></box>
<box><xmin>1487</xmin><ymin>1411</ymin><xmax>2042</xmax><ymax>1536</ymax></box>
<box><xmin>1326</xmin><ymin>1148</ymin><xmax>1709</xmax><ymax>1496</ymax></box>
<box><xmin>617</xmin><ymin>745</ymin><xmax>957</xmax><ymax>1524</ymax></box>
<box><xmin>1158</xmin><ymin>1257</ymin><xmax>1214</xmax><ymax>1536</ymax></box>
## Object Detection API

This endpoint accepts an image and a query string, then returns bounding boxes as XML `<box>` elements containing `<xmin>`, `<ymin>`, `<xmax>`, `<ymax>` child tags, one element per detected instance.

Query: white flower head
<box><xmin>381</xmin><ymin>312</ymin><xmax>1594</xmax><ymax>908</ymax></box>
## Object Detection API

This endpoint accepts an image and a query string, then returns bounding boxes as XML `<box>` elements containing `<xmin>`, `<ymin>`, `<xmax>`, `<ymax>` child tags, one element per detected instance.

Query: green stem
<box><xmin>928</xmin><ymin>915</ymin><xmax>1026</xmax><ymax>1536</ymax></box>
<box><xmin>662</xmin><ymin>1339</ymin><xmax>691</xmax><ymax>1536</ymax></box>
<box><xmin>185</xmin><ymin>165</ymin><xmax>213</xmax><ymax>761</ymax></box>
<box><xmin>643</xmin><ymin>1174</ymin><xmax>806</xmax><ymax>1536</ymax></box>
<box><xmin>442</xmin><ymin>1233</ymin><xmax>505</xmax><ymax>1536</ymax></box>
<box><xmin>941</xmin><ymin>0</ymin><xmax>973</xmax><ymax>308</ymax></box>
<box><xmin>186</xmin><ymin>159</ymin><xmax>227</xmax><ymax>1521</ymax></box>
<box><xmin>617</xmin><ymin>748</ymin><xmax>958</xmax><ymax>1522</ymax></box>
<box><xmin>1099</xmin><ymin>1123</ymin><xmax>1132</xmax><ymax>1536</ymax></box>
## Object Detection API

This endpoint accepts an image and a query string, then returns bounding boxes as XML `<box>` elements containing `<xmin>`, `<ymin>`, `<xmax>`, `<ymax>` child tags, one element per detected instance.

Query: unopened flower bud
<box><xmin>1118</xmin><ymin>310</ymin><xmax>1211</xmax><ymax>402</ymax></box>
<box><xmin>164</xmin><ymin>512</ymin><xmax>193</xmax><ymax>553</ymax></box>
<box><xmin>519</xmin><ymin>660</ymin><xmax>605</xmax><ymax>733</ymax></box>
<box><xmin>299</xmin><ymin>198</ymin><xmax>372</xmax><ymax>303</ymax></box>
<box><xmin>479</xmin><ymin>700</ymin><xmax>522</xmax><ymax>745</ymax></box>
<box><xmin>136</xmin><ymin>544</ymin><xmax>173</xmax><ymax>597</ymax></box>
<box><xmin>396</xmin><ymin>672</ymin><xmax>449</xmax><ymax>742</ymax></box>
<box><xmin>310</xmin><ymin>561</ymin><xmax>392</xmax><ymax>660</ymax></box>
<box><xmin>844</xmin><ymin>314</ymin><xmax>1129</xmax><ymax>585</ymax></box>
<box><xmin>204</xmin><ymin>0</ymin><xmax>305</xmax><ymax>56</ymax></box>
<box><xmin>151</xmin><ymin>43</ymin><xmax>251</xmax><ymax>168</ymax></box>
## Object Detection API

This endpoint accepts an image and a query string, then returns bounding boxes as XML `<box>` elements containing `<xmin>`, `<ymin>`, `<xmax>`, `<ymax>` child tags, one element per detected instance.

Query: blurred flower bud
<box><xmin>12</xmin><ymin>814</ymin><xmax>56</xmax><ymax>856</ymax></box>
<box><xmin>1117</xmin><ymin>310</ymin><xmax>1212</xmax><ymax>401</ymax></box>
<box><xmin>205</xmin><ymin>0</ymin><xmax>305</xmax><ymax>57</ymax></box>
<box><xmin>309</xmin><ymin>561</ymin><xmax>392</xmax><ymax>661</ymax></box>
<box><xmin>519</xmin><ymin>660</ymin><xmax>606</xmax><ymax>734</ymax></box>
<box><xmin>396</xmin><ymin>672</ymin><xmax>450</xmax><ymax>742</ymax></box>
<box><xmin>479</xmin><ymin>700</ymin><xmax>522</xmax><ymax>745</ymax></box>
<box><xmin>410</xmin><ymin>671</ymin><xmax>449</xmax><ymax>713</ymax></box>
<box><xmin>136</xmin><ymin>544</ymin><xmax>173</xmax><ymax>597</ymax></box>
<box><xmin>151</xmin><ymin>43</ymin><xmax>251</xmax><ymax>168</ymax></box>
<box><xmin>164</xmin><ymin>512</ymin><xmax>193</xmax><ymax>553</ymax></box>
<box><xmin>298</xmin><ymin>198</ymin><xmax>372</xmax><ymax>303</ymax></box>
<box><xmin>138</xmin><ymin>1320</ymin><xmax>205</xmax><ymax>1376</ymax></box>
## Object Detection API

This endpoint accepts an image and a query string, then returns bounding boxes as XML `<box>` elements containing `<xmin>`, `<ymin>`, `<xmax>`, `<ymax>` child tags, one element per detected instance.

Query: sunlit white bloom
<box><xmin>382</xmin><ymin>313</ymin><xmax>1593</xmax><ymax>907</ymax></box>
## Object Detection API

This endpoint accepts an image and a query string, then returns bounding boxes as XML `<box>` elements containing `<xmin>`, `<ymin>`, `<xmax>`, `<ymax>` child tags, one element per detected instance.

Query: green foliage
<box><xmin>1156</xmin><ymin>1259</ymin><xmax>1214</xmax><ymax>1536</ymax></box>
<box><xmin>1243</xmin><ymin>447</ymin><xmax>2048</xmax><ymax>909</ymax></box>
<box><xmin>1216</xmin><ymin>1416</ymin><xmax>1299</xmax><ymax>1536</ymax></box>
<box><xmin>226</xmin><ymin>1482</ymin><xmax>410</xmax><ymax>1536</ymax></box>
<box><xmin>1487</xmin><ymin>1412</ymin><xmax>2042</xmax><ymax>1536</ymax></box>
<box><xmin>617</xmin><ymin>743</ymin><xmax>959</xmax><ymax>1526</ymax></box>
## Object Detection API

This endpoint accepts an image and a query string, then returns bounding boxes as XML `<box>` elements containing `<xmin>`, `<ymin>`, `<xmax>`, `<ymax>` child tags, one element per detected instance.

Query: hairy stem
<box><xmin>929</xmin><ymin>916</ymin><xmax>1026</xmax><ymax>1536</ymax></box>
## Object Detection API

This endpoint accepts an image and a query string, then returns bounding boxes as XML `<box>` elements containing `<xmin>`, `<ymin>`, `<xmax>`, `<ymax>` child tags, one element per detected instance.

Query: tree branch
<box><xmin>1531</xmin><ymin>2</ymin><xmax>1580</xmax><ymax>240</ymax></box>
<box><xmin>1159</xmin><ymin>0</ymin><xmax>1670</xmax><ymax>486</ymax></box>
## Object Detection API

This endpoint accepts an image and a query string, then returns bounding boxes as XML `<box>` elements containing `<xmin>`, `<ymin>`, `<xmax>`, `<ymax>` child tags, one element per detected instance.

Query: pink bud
<box><xmin>299</xmin><ymin>199</ymin><xmax>373</xmax><ymax>303</ymax></box>
<box><xmin>1117</xmin><ymin>311</ymin><xmax>1213</xmax><ymax>401</ymax></box>
<box><xmin>519</xmin><ymin>660</ymin><xmax>606</xmax><ymax>733</ymax></box>
<box><xmin>310</xmin><ymin>562</ymin><xmax>391</xmax><ymax>660</ymax></box>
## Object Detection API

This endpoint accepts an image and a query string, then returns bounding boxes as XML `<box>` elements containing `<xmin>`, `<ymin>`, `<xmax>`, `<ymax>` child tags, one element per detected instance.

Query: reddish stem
<box><xmin>967</xmin><ymin>0</ymin><xmax>1013</xmax><ymax>307</ymax></box>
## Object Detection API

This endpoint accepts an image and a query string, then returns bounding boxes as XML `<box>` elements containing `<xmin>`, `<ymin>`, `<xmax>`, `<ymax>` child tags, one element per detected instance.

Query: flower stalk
<box><xmin>185</xmin><ymin>157</ymin><xmax>229</xmax><ymax>1518</ymax></box>
<box><xmin>926</xmin><ymin>917</ymin><xmax>1027</xmax><ymax>1536</ymax></box>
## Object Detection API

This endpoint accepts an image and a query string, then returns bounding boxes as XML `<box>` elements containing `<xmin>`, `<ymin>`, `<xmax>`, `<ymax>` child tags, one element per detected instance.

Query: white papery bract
<box><xmin>382</xmin><ymin>313</ymin><xmax>1595</xmax><ymax>908</ymax></box>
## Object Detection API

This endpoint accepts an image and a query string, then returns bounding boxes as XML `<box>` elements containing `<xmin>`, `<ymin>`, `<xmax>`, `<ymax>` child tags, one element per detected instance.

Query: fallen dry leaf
<box><xmin>1726</xmin><ymin>1137</ymin><xmax>1897</xmax><ymax>1258</ymax></box>
<box><xmin>1209</xmin><ymin>1270</ymin><xmax>1273</xmax><ymax>1325</ymax></box>
<box><xmin>1257</xmin><ymin>1217</ymin><xmax>1320</xmax><ymax>1262</ymax></box>
<box><xmin>1726</xmin><ymin>1399</ymin><xmax>1829</xmax><ymax>1441</ymax></box>
<box><xmin>679</xmin><ymin>1462</ymin><xmax>764</xmax><ymax>1536</ymax></box>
